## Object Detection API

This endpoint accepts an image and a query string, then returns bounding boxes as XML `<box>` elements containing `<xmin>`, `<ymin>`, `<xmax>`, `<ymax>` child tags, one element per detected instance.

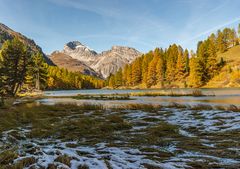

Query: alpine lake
<box><xmin>0</xmin><ymin>88</ymin><xmax>240</xmax><ymax>169</ymax></box>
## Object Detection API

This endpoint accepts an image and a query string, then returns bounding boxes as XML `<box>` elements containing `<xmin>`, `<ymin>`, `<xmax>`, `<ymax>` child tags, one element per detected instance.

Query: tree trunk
<box><xmin>0</xmin><ymin>95</ymin><xmax>4</xmax><ymax>106</ymax></box>
<box><xmin>13</xmin><ymin>83</ymin><xmax>20</xmax><ymax>96</ymax></box>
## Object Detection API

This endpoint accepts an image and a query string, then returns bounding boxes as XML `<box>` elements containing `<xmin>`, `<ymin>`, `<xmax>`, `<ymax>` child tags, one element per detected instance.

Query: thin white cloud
<box><xmin>183</xmin><ymin>17</ymin><xmax>240</xmax><ymax>43</ymax></box>
<box><xmin>77</xmin><ymin>34</ymin><xmax>156</xmax><ymax>48</ymax></box>
<box><xmin>48</xmin><ymin>0</ymin><xmax>167</xmax><ymax>29</ymax></box>
<box><xmin>47</xmin><ymin>0</ymin><xmax>239</xmax><ymax>52</ymax></box>
<box><xmin>47</xmin><ymin>0</ymin><xmax>167</xmax><ymax>49</ymax></box>
<box><xmin>188</xmin><ymin>0</ymin><xmax>229</xmax><ymax>26</ymax></box>
<box><xmin>177</xmin><ymin>0</ymin><xmax>239</xmax><ymax>49</ymax></box>
<box><xmin>48</xmin><ymin>0</ymin><xmax>123</xmax><ymax>19</ymax></box>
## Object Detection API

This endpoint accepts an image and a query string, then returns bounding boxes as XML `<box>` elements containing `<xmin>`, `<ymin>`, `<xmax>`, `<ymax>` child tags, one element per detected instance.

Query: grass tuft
<box><xmin>55</xmin><ymin>154</ymin><xmax>72</xmax><ymax>167</ymax></box>
<box><xmin>191</xmin><ymin>89</ymin><xmax>204</xmax><ymax>97</ymax></box>
<box><xmin>12</xmin><ymin>157</ymin><xmax>36</xmax><ymax>168</ymax></box>
<box><xmin>190</xmin><ymin>104</ymin><xmax>213</xmax><ymax>110</ymax></box>
<box><xmin>78</xmin><ymin>164</ymin><xmax>89</xmax><ymax>169</ymax></box>
<box><xmin>0</xmin><ymin>150</ymin><xmax>18</xmax><ymax>165</ymax></box>
<box><xmin>130</xmin><ymin>89</ymin><xmax>213</xmax><ymax>97</ymax></box>
<box><xmin>73</xmin><ymin>94</ymin><xmax>132</xmax><ymax>100</ymax></box>
<box><xmin>227</xmin><ymin>104</ymin><xmax>240</xmax><ymax>112</ymax></box>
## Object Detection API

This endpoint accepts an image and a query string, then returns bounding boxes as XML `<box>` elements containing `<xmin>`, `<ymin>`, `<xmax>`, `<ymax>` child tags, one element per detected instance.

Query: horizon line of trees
<box><xmin>107</xmin><ymin>25</ymin><xmax>240</xmax><ymax>88</ymax></box>
<box><xmin>47</xmin><ymin>66</ymin><xmax>104</xmax><ymax>90</ymax></box>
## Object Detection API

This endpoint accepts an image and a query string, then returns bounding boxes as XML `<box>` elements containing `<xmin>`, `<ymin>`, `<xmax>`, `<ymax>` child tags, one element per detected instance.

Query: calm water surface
<box><xmin>40</xmin><ymin>88</ymin><xmax>240</xmax><ymax>107</ymax></box>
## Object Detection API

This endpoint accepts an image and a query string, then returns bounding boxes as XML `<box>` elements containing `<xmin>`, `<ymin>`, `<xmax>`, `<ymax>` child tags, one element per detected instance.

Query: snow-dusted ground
<box><xmin>0</xmin><ymin>129</ymin><xmax>184</xmax><ymax>169</ymax></box>
<box><xmin>1</xmin><ymin>107</ymin><xmax>240</xmax><ymax>168</ymax></box>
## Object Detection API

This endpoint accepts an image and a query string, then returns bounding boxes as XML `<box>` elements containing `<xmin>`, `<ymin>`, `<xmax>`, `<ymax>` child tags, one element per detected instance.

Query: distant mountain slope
<box><xmin>91</xmin><ymin>46</ymin><xmax>141</xmax><ymax>78</ymax></box>
<box><xmin>50</xmin><ymin>41</ymin><xmax>142</xmax><ymax>78</ymax></box>
<box><xmin>62</xmin><ymin>41</ymin><xmax>98</xmax><ymax>65</ymax></box>
<box><xmin>0</xmin><ymin>23</ymin><xmax>53</xmax><ymax>65</ymax></box>
<box><xmin>0</xmin><ymin>23</ymin><xmax>141</xmax><ymax>78</ymax></box>
<box><xmin>50</xmin><ymin>51</ymin><xmax>101</xmax><ymax>77</ymax></box>
<box><xmin>205</xmin><ymin>45</ymin><xmax>240</xmax><ymax>87</ymax></box>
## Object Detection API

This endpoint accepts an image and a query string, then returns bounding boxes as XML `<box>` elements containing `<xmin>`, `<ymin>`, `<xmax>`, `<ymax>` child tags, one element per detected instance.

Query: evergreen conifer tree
<box><xmin>0</xmin><ymin>38</ymin><xmax>31</xmax><ymax>96</ymax></box>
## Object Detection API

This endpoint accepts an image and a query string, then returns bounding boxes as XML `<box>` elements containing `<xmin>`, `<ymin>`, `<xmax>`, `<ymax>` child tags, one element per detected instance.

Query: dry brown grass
<box><xmin>206</xmin><ymin>45</ymin><xmax>240</xmax><ymax>87</ymax></box>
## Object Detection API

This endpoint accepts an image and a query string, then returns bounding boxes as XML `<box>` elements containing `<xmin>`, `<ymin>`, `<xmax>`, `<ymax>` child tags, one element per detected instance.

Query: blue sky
<box><xmin>0</xmin><ymin>0</ymin><xmax>240</xmax><ymax>54</ymax></box>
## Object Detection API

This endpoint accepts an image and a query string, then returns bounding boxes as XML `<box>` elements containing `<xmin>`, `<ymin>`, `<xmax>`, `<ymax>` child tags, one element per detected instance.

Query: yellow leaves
<box><xmin>230</xmin><ymin>70</ymin><xmax>240</xmax><ymax>83</ymax></box>
<box><xmin>47</xmin><ymin>77</ymin><xmax>55</xmax><ymax>88</ymax></box>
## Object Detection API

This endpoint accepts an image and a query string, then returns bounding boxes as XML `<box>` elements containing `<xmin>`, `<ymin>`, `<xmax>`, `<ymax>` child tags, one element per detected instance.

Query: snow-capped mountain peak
<box><xmin>62</xmin><ymin>41</ymin><xmax>98</xmax><ymax>65</ymax></box>
<box><xmin>50</xmin><ymin>41</ymin><xmax>142</xmax><ymax>78</ymax></box>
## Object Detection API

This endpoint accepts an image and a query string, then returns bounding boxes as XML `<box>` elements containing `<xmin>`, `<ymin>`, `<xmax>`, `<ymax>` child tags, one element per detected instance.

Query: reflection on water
<box><xmin>40</xmin><ymin>88</ymin><xmax>240</xmax><ymax>107</ymax></box>
<box><xmin>44</xmin><ymin>88</ymin><xmax>240</xmax><ymax>96</ymax></box>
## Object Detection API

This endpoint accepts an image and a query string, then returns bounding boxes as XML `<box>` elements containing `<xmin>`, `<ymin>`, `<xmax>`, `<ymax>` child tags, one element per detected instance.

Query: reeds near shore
<box><xmin>130</xmin><ymin>89</ymin><xmax>214</xmax><ymax>97</ymax></box>
<box><xmin>73</xmin><ymin>94</ymin><xmax>132</xmax><ymax>100</ymax></box>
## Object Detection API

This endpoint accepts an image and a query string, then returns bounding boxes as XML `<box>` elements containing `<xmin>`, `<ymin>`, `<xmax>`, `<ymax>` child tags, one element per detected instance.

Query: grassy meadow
<box><xmin>0</xmin><ymin>99</ymin><xmax>240</xmax><ymax>168</ymax></box>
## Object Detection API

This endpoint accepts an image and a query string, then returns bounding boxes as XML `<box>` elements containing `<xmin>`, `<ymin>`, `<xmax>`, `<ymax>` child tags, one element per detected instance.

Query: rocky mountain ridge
<box><xmin>62</xmin><ymin>41</ymin><xmax>98</xmax><ymax>66</ymax></box>
<box><xmin>0</xmin><ymin>23</ymin><xmax>141</xmax><ymax>78</ymax></box>
<box><xmin>0</xmin><ymin>23</ymin><xmax>53</xmax><ymax>65</ymax></box>
<box><xmin>50</xmin><ymin>51</ymin><xmax>100</xmax><ymax>77</ymax></box>
<box><xmin>50</xmin><ymin>41</ymin><xmax>141</xmax><ymax>78</ymax></box>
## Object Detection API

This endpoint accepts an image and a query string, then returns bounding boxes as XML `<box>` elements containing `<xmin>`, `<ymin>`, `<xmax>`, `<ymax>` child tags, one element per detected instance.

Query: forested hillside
<box><xmin>0</xmin><ymin>23</ymin><xmax>53</xmax><ymax>65</ymax></box>
<box><xmin>107</xmin><ymin>25</ymin><xmax>240</xmax><ymax>88</ymax></box>
<box><xmin>1</xmin><ymin>21</ymin><xmax>240</xmax><ymax>101</ymax></box>
<box><xmin>0</xmin><ymin>37</ymin><xmax>104</xmax><ymax>102</ymax></box>
<box><xmin>0</xmin><ymin>23</ymin><xmax>105</xmax><ymax>101</ymax></box>
<box><xmin>47</xmin><ymin>66</ymin><xmax>104</xmax><ymax>90</ymax></box>
<box><xmin>205</xmin><ymin>45</ymin><xmax>240</xmax><ymax>87</ymax></box>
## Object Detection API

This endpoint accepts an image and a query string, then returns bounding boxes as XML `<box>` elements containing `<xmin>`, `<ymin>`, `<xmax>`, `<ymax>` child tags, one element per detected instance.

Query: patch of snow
<box><xmin>1</xmin><ymin>129</ymin><xmax>186</xmax><ymax>169</ymax></box>
<box><xmin>179</xmin><ymin>129</ymin><xmax>195</xmax><ymax>137</ymax></box>
<box><xmin>1</xmin><ymin>107</ymin><xmax>240</xmax><ymax>168</ymax></box>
